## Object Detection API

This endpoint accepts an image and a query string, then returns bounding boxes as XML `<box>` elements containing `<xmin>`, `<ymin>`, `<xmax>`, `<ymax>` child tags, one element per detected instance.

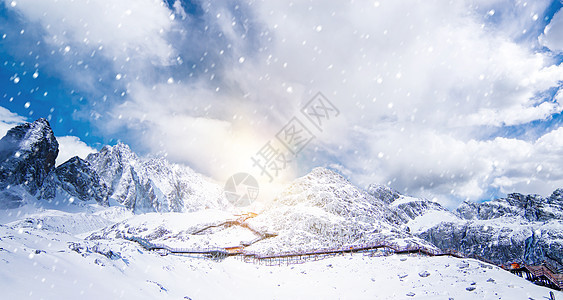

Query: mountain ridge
<box><xmin>1</xmin><ymin>118</ymin><xmax>563</xmax><ymax>271</ymax></box>
<box><xmin>0</xmin><ymin>119</ymin><xmax>227</xmax><ymax>213</ymax></box>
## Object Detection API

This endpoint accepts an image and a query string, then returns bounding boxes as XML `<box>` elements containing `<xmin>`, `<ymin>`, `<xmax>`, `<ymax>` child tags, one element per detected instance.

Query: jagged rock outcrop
<box><xmin>392</xmin><ymin>198</ymin><xmax>449</xmax><ymax>223</ymax></box>
<box><xmin>0</xmin><ymin>118</ymin><xmax>58</xmax><ymax>208</ymax></box>
<box><xmin>41</xmin><ymin>156</ymin><xmax>109</xmax><ymax>205</ymax></box>
<box><xmin>366</xmin><ymin>185</ymin><xmax>451</xmax><ymax>225</ymax></box>
<box><xmin>413</xmin><ymin>189</ymin><xmax>563</xmax><ymax>268</ymax></box>
<box><xmin>366</xmin><ymin>184</ymin><xmax>400</xmax><ymax>205</ymax></box>
<box><xmin>419</xmin><ymin>217</ymin><xmax>563</xmax><ymax>268</ymax></box>
<box><xmin>456</xmin><ymin>192</ymin><xmax>563</xmax><ymax>222</ymax></box>
<box><xmin>366</xmin><ymin>182</ymin><xmax>563</xmax><ymax>269</ymax></box>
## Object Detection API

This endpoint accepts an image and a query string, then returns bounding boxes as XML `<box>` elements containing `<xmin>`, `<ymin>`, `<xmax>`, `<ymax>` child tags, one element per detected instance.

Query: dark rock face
<box><xmin>0</xmin><ymin>119</ymin><xmax>58</xmax><ymax>208</ymax></box>
<box><xmin>366</xmin><ymin>184</ymin><xmax>400</xmax><ymax>205</ymax></box>
<box><xmin>419</xmin><ymin>221</ymin><xmax>531</xmax><ymax>264</ymax></box>
<box><xmin>41</xmin><ymin>156</ymin><xmax>109</xmax><ymax>205</ymax></box>
<box><xmin>0</xmin><ymin>119</ymin><xmax>109</xmax><ymax>207</ymax></box>
<box><xmin>456</xmin><ymin>193</ymin><xmax>562</xmax><ymax>222</ymax></box>
<box><xmin>368</xmin><ymin>182</ymin><xmax>563</xmax><ymax>269</ymax></box>
<box><xmin>418</xmin><ymin>191</ymin><xmax>563</xmax><ymax>269</ymax></box>
<box><xmin>0</xmin><ymin>118</ymin><xmax>58</xmax><ymax>194</ymax></box>
<box><xmin>419</xmin><ymin>219</ymin><xmax>563</xmax><ymax>268</ymax></box>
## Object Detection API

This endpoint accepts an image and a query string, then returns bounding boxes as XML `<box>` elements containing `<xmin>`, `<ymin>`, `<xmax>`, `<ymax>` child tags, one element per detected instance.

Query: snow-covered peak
<box><xmin>90</xmin><ymin>143</ymin><xmax>138</xmax><ymax>168</ymax></box>
<box><xmin>549</xmin><ymin>188</ymin><xmax>563</xmax><ymax>203</ymax></box>
<box><xmin>271</xmin><ymin>167</ymin><xmax>395</xmax><ymax>221</ymax></box>
<box><xmin>87</xmin><ymin>142</ymin><xmax>227</xmax><ymax>214</ymax></box>
<box><xmin>245</xmin><ymin>168</ymin><xmax>430</xmax><ymax>254</ymax></box>
<box><xmin>456</xmin><ymin>192</ymin><xmax>563</xmax><ymax>222</ymax></box>
<box><xmin>302</xmin><ymin>166</ymin><xmax>346</xmax><ymax>180</ymax></box>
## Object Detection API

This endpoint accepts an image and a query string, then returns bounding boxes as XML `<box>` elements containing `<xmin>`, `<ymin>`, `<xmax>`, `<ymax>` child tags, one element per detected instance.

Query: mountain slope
<box><xmin>245</xmin><ymin>168</ymin><xmax>435</xmax><ymax>254</ymax></box>
<box><xmin>0</xmin><ymin>223</ymin><xmax>558</xmax><ymax>300</ymax></box>
<box><xmin>419</xmin><ymin>190</ymin><xmax>563</xmax><ymax>269</ymax></box>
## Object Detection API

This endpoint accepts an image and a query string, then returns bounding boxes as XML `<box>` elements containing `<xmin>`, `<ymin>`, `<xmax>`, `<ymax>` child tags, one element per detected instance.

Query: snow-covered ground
<box><xmin>0</xmin><ymin>158</ymin><xmax>560</xmax><ymax>299</ymax></box>
<box><xmin>88</xmin><ymin>209</ymin><xmax>259</xmax><ymax>249</ymax></box>
<box><xmin>0</xmin><ymin>222</ymin><xmax>560</xmax><ymax>300</ymax></box>
<box><xmin>2</xmin><ymin>204</ymin><xmax>133</xmax><ymax>235</ymax></box>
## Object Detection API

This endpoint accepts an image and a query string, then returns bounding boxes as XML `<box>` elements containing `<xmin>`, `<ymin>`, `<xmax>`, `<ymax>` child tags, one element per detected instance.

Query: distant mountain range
<box><xmin>1</xmin><ymin>118</ymin><xmax>562</xmax><ymax>269</ymax></box>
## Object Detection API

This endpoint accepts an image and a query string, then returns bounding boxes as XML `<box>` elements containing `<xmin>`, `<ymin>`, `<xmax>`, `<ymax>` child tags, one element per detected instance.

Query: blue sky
<box><xmin>0</xmin><ymin>0</ymin><xmax>260</xmax><ymax>147</ymax></box>
<box><xmin>1</xmin><ymin>0</ymin><xmax>563</xmax><ymax>207</ymax></box>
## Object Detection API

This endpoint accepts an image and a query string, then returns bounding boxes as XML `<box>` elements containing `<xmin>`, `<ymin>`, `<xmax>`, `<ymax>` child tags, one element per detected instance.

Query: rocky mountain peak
<box><xmin>246</xmin><ymin>168</ymin><xmax>431</xmax><ymax>254</ymax></box>
<box><xmin>91</xmin><ymin>143</ymin><xmax>137</xmax><ymax>165</ymax></box>
<box><xmin>0</xmin><ymin>118</ymin><xmax>58</xmax><ymax>195</ymax></box>
<box><xmin>505</xmin><ymin>193</ymin><xmax>544</xmax><ymax>208</ymax></box>
<box><xmin>548</xmin><ymin>188</ymin><xmax>563</xmax><ymax>203</ymax></box>
<box><xmin>302</xmin><ymin>167</ymin><xmax>347</xmax><ymax>182</ymax></box>
<box><xmin>40</xmin><ymin>156</ymin><xmax>109</xmax><ymax>205</ymax></box>
<box><xmin>366</xmin><ymin>183</ymin><xmax>400</xmax><ymax>205</ymax></box>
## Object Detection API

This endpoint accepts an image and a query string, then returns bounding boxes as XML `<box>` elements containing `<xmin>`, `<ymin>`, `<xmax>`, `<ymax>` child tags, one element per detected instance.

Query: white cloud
<box><xmin>214</xmin><ymin>1</ymin><xmax>563</xmax><ymax>203</ymax></box>
<box><xmin>0</xmin><ymin>106</ymin><xmax>26</xmax><ymax>137</ymax></box>
<box><xmin>103</xmin><ymin>81</ymin><xmax>296</xmax><ymax>184</ymax></box>
<box><xmin>56</xmin><ymin>136</ymin><xmax>96</xmax><ymax>166</ymax></box>
<box><xmin>7</xmin><ymin>0</ymin><xmax>563</xmax><ymax>206</ymax></box>
<box><xmin>9</xmin><ymin>0</ymin><xmax>177</xmax><ymax>92</ymax></box>
<box><xmin>540</xmin><ymin>8</ymin><xmax>563</xmax><ymax>52</ymax></box>
<box><xmin>172</xmin><ymin>0</ymin><xmax>187</xmax><ymax>20</ymax></box>
<box><xmin>116</xmin><ymin>1</ymin><xmax>563</xmax><ymax>204</ymax></box>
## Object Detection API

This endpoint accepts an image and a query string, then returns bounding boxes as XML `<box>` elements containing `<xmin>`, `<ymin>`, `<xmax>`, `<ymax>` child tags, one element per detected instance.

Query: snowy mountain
<box><xmin>86</xmin><ymin>143</ymin><xmax>228</xmax><ymax>213</ymax></box>
<box><xmin>0</xmin><ymin>119</ymin><xmax>562</xmax><ymax>298</ymax></box>
<box><xmin>419</xmin><ymin>191</ymin><xmax>563</xmax><ymax>270</ymax></box>
<box><xmin>0</xmin><ymin>119</ymin><xmax>227</xmax><ymax>214</ymax></box>
<box><xmin>244</xmin><ymin>168</ymin><xmax>436</xmax><ymax>254</ymax></box>
<box><xmin>370</xmin><ymin>186</ymin><xmax>563</xmax><ymax>270</ymax></box>
<box><xmin>85</xmin><ymin>168</ymin><xmax>440</xmax><ymax>256</ymax></box>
